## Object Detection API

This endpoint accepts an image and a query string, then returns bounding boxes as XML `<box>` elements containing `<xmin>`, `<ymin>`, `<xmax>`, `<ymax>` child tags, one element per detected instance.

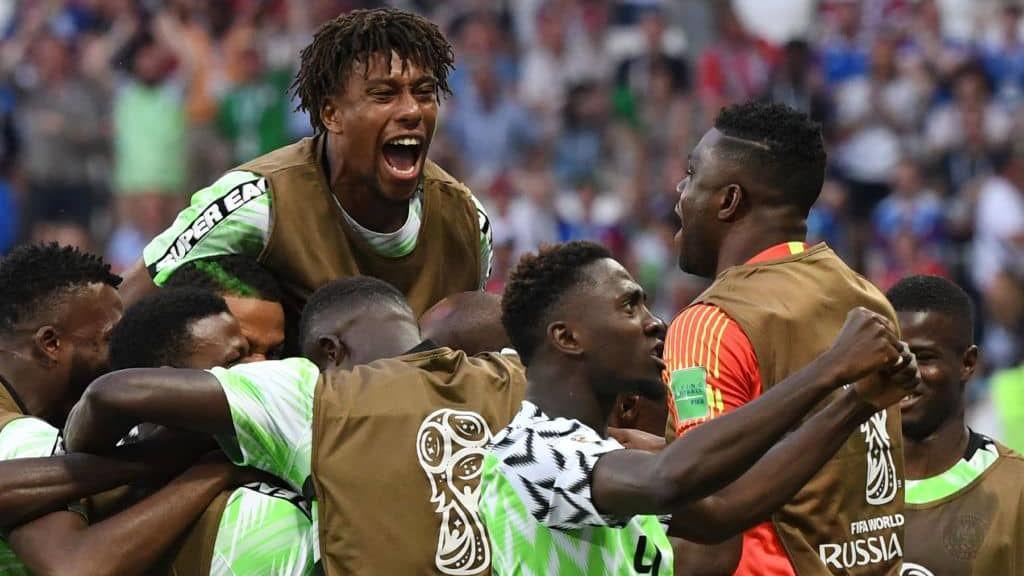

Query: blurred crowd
<box><xmin>4</xmin><ymin>0</ymin><xmax>1024</xmax><ymax>442</ymax></box>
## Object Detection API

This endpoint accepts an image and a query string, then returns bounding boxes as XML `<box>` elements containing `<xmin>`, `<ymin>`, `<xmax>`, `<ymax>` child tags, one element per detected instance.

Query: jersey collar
<box><xmin>905</xmin><ymin>430</ymin><xmax>998</xmax><ymax>505</ymax></box>
<box><xmin>745</xmin><ymin>241</ymin><xmax>809</xmax><ymax>265</ymax></box>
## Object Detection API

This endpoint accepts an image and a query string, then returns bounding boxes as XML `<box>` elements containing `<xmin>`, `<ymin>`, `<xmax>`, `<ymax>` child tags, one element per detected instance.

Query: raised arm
<box><xmin>0</xmin><ymin>433</ymin><xmax>212</xmax><ymax>530</ymax></box>
<box><xmin>119</xmin><ymin>260</ymin><xmax>158</xmax><ymax>308</ymax></box>
<box><xmin>65</xmin><ymin>368</ymin><xmax>231</xmax><ymax>453</ymax></box>
<box><xmin>7</xmin><ymin>456</ymin><xmax>249</xmax><ymax>576</ymax></box>
<box><xmin>592</xmin><ymin>308</ymin><xmax>903</xmax><ymax>517</ymax></box>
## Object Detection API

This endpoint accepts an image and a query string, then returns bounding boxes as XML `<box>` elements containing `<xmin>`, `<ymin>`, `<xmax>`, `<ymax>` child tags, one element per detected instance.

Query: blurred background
<box><xmin>1</xmin><ymin>0</ymin><xmax>1024</xmax><ymax>444</ymax></box>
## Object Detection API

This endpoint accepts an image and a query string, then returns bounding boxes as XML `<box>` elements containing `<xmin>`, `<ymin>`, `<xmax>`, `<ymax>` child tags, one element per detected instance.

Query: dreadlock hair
<box><xmin>164</xmin><ymin>255</ymin><xmax>283</xmax><ymax>303</ymax></box>
<box><xmin>0</xmin><ymin>243</ymin><xmax>121</xmax><ymax>332</ymax></box>
<box><xmin>886</xmin><ymin>275</ymin><xmax>975</xmax><ymax>349</ymax></box>
<box><xmin>291</xmin><ymin>7</ymin><xmax>455</xmax><ymax>134</ymax></box>
<box><xmin>299</xmin><ymin>276</ymin><xmax>412</xmax><ymax>347</ymax></box>
<box><xmin>109</xmin><ymin>288</ymin><xmax>231</xmax><ymax>370</ymax></box>
<box><xmin>713</xmin><ymin>101</ymin><xmax>826</xmax><ymax>216</ymax></box>
<box><xmin>501</xmin><ymin>241</ymin><xmax>612</xmax><ymax>365</ymax></box>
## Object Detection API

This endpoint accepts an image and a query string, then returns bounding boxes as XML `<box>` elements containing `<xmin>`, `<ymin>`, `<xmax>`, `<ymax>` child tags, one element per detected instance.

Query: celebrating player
<box><xmin>478</xmin><ymin>241</ymin><xmax>917</xmax><ymax>575</ymax></box>
<box><xmin>665</xmin><ymin>101</ymin><xmax>907</xmax><ymax>575</ymax></box>
<box><xmin>120</xmin><ymin>7</ymin><xmax>492</xmax><ymax>321</ymax></box>
<box><xmin>887</xmin><ymin>276</ymin><xmax>1024</xmax><ymax>576</ymax></box>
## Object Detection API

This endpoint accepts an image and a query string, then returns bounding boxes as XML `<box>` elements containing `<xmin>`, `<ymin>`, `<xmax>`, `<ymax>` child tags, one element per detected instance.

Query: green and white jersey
<box><xmin>210</xmin><ymin>358</ymin><xmax>321</xmax><ymax>565</ymax></box>
<box><xmin>0</xmin><ymin>417</ymin><xmax>63</xmax><ymax>576</ymax></box>
<box><xmin>479</xmin><ymin>401</ymin><xmax>673</xmax><ymax>576</ymax></box>
<box><xmin>211</xmin><ymin>482</ymin><xmax>316</xmax><ymax>576</ymax></box>
<box><xmin>905</xmin><ymin>432</ymin><xmax>1000</xmax><ymax>506</ymax></box>
<box><xmin>144</xmin><ymin>170</ymin><xmax>493</xmax><ymax>288</ymax></box>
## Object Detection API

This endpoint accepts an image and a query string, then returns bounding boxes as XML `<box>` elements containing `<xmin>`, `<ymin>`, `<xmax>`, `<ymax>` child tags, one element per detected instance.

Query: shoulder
<box><xmin>424</xmin><ymin>160</ymin><xmax>474</xmax><ymax>200</ymax></box>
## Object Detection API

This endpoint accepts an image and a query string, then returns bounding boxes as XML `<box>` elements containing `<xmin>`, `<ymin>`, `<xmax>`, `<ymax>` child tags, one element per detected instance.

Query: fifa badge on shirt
<box><xmin>670</xmin><ymin>367</ymin><xmax>709</xmax><ymax>422</ymax></box>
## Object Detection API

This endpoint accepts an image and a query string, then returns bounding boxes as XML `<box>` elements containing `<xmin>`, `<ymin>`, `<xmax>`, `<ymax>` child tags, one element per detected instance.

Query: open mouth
<box><xmin>651</xmin><ymin>342</ymin><xmax>667</xmax><ymax>370</ymax></box>
<box><xmin>382</xmin><ymin>136</ymin><xmax>424</xmax><ymax>179</ymax></box>
<box><xmin>899</xmin><ymin>391</ymin><xmax>923</xmax><ymax>410</ymax></box>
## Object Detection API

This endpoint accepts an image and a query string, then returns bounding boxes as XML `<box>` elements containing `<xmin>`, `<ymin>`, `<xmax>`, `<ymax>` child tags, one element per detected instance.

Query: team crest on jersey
<box><xmin>862</xmin><ymin>410</ymin><xmax>899</xmax><ymax>505</ymax></box>
<box><xmin>901</xmin><ymin>563</ymin><xmax>935</xmax><ymax>576</ymax></box>
<box><xmin>416</xmin><ymin>408</ymin><xmax>493</xmax><ymax>575</ymax></box>
<box><xmin>670</xmin><ymin>367</ymin><xmax>709</xmax><ymax>422</ymax></box>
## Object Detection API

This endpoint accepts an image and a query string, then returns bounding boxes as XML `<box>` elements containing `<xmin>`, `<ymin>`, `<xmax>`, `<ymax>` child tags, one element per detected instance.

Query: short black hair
<box><xmin>291</xmin><ymin>7</ymin><xmax>454</xmax><ymax>134</ymax></box>
<box><xmin>299</xmin><ymin>276</ymin><xmax>412</xmax><ymax>343</ymax></box>
<box><xmin>109</xmin><ymin>288</ymin><xmax>231</xmax><ymax>370</ymax></box>
<box><xmin>501</xmin><ymin>241</ymin><xmax>612</xmax><ymax>365</ymax></box>
<box><xmin>0</xmin><ymin>243</ymin><xmax>121</xmax><ymax>332</ymax></box>
<box><xmin>713</xmin><ymin>101</ymin><xmax>826</xmax><ymax>215</ymax></box>
<box><xmin>164</xmin><ymin>255</ymin><xmax>282</xmax><ymax>303</ymax></box>
<box><xmin>886</xmin><ymin>275</ymin><xmax>975</xmax><ymax>345</ymax></box>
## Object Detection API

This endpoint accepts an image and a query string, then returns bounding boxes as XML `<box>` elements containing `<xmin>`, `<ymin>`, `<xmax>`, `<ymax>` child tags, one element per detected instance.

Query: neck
<box><xmin>524</xmin><ymin>359</ymin><xmax>613</xmax><ymax>436</ymax></box>
<box><xmin>0</xmin><ymin>348</ymin><xmax>57</xmax><ymax>423</ymax></box>
<box><xmin>325</xmin><ymin>133</ymin><xmax>410</xmax><ymax>233</ymax></box>
<box><xmin>904</xmin><ymin>413</ymin><xmax>969</xmax><ymax>480</ymax></box>
<box><xmin>715</xmin><ymin>214</ymin><xmax>807</xmax><ymax>275</ymax></box>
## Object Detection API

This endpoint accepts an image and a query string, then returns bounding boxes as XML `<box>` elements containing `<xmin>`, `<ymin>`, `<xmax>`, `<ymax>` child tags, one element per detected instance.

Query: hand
<box><xmin>854</xmin><ymin>342</ymin><xmax>921</xmax><ymax>410</ymax></box>
<box><xmin>823</xmin><ymin>307</ymin><xmax>901</xmax><ymax>386</ymax></box>
<box><xmin>608</xmin><ymin>427</ymin><xmax>666</xmax><ymax>453</ymax></box>
<box><xmin>194</xmin><ymin>451</ymin><xmax>279</xmax><ymax>489</ymax></box>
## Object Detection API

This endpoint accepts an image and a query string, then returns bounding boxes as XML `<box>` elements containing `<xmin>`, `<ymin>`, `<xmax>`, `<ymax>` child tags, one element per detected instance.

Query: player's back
<box><xmin>903</xmin><ymin>435</ymin><xmax>1024</xmax><ymax>576</ymax></box>
<box><xmin>694</xmin><ymin>243</ymin><xmax>905</xmax><ymax>575</ymax></box>
<box><xmin>309</xmin><ymin>346</ymin><xmax>527</xmax><ymax>576</ymax></box>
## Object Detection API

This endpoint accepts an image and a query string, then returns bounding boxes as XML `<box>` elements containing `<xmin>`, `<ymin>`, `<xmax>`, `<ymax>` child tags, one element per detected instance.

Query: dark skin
<box><xmin>301</xmin><ymin>302</ymin><xmax>422</xmax><ymax>372</ymax></box>
<box><xmin>119</xmin><ymin>50</ymin><xmax>442</xmax><ymax>305</ymax></box>
<box><xmin>187</xmin><ymin>310</ymin><xmax>250</xmax><ymax>368</ymax></box>
<box><xmin>420</xmin><ymin>291</ymin><xmax>512</xmax><ymax>356</ymax></box>
<box><xmin>222</xmin><ymin>296</ymin><xmax>283</xmax><ymax>363</ymax></box>
<box><xmin>898</xmin><ymin>310</ymin><xmax>979</xmax><ymax>480</ymax></box>
<box><xmin>674</xmin><ymin>128</ymin><xmax>808</xmax><ymax>278</ymax></box>
<box><xmin>524</xmin><ymin>258</ymin><xmax>917</xmax><ymax>541</ymax></box>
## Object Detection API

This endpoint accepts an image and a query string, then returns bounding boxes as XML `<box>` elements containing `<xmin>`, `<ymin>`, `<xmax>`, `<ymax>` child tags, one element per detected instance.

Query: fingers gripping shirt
<box><xmin>0</xmin><ymin>417</ymin><xmax>64</xmax><ymax>576</ymax></box>
<box><xmin>479</xmin><ymin>401</ymin><xmax>673</xmax><ymax>575</ymax></box>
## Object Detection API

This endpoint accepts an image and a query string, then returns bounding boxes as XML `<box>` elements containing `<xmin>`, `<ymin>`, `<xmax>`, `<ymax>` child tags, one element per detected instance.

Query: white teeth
<box><xmin>389</xmin><ymin>137</ymin><xmax>420</xmax><ymax>146</ymax></box>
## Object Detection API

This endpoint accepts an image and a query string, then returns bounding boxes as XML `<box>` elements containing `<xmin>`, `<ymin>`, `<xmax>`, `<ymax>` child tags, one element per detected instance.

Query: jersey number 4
<box><xmin>633</xmin><ymin>536</ymin><xmax>663</xmax><ymax>575</ymax></box>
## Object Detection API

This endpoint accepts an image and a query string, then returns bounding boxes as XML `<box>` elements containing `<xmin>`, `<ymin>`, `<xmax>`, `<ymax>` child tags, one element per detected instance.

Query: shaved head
<box><xmin>421</xmin><ymin>292</ymin><xmax>510</xmax><ymax>356</ymax></box>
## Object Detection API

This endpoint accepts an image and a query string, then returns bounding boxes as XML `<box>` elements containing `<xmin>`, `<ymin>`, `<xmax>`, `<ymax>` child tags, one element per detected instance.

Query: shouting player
<box><xmin>65</xmin><ymin>276</ymin><xmax>527</xmax><ymax>575</ymax></box>
<box><xmin>121</xmin><ymin>8</ymin><xmax>492</xmax><ymax>320</ymax></box>
<box><xmin>888</xmin><ymin>276</ymin><xmax>1024</xmax><ymax>576</ymax></box>
<box><xmin>478</xmin><ymin>241</ymin><xmax>916</xmax><ymax>575</ymax></box>
<box><xmin>665</xmin><ymin>101</ymin><xmax>907</xmax><ymax>575</ymax></box>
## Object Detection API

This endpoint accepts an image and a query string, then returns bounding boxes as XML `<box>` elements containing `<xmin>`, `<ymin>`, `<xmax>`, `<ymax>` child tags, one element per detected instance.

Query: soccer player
<box><xmin>478</xmin><ymin>242</ymin><xmax>917</xmax><ymax>575</ymax></box>
<box><xmin>0</xmin><ymin>243</ymin><xmax>249</xmax><ymax>576</ymax></box>
<box><xmin>665</xmin><ymin>101</ymin><xmax>907</xmax><ymax>575</ymax></box>
<box><xmin>419</xmin><ymin>291</ymin><xmax>512</xmax><ymax>356</ymax></box>
<box><xmin>120</xmin><ymin>8</ymin><xmax>492</xmax><ymax>320</ymax></box>
<box><xmin>887</xmin><ymin>276</ymin><xmax>1024</xmax><ymax>576</ymax></box>
<box><xmin>65</xmin><ymin>276</ymin><xmax>528</xmax><ymax>575</ymax></box>
<box><xmin>163</xmin><ymin>255</ymin><xmax>285</xmax><ymax>361</ymax></box>
<box><xmin>109</xmin><ymin>287</ymin><xmax>315</xmax><ymax>576</ymax></box>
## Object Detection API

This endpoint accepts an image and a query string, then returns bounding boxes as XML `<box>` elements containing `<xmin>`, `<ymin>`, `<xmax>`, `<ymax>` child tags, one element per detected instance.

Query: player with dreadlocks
<box><xmin>121</xmin><ymin>8</ymin><xmax>492</xmax><ymax>325</ymax></box>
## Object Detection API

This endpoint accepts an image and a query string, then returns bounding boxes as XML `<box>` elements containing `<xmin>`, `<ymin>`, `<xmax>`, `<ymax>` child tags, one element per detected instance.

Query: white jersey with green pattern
<box><xmin>211</xmin><ymin>357</ymin><xmax>322</xmax><ymax>566</ymax></box>
<box><xmin>479</xmin><ymin>402</ymin><xmax>673</xmax><ymax>576</ymax></box>
<box><xmin>211</xmin><ymin>482</ymin><xmax>316</xmax><ymax>576</ymax></box>
<box><xmin>0</xmin><ymin>417</ymin><xmax>64</xmax><ymax>576</ymax></box>
<box><xmin>144</xmin><ymin>170</ymin><xmax>493</xmax><ymax>288</ymax></box>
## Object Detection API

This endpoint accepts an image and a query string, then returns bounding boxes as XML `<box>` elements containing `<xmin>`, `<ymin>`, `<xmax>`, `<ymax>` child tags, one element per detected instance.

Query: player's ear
<box><xmin>617</xmin><ymin>394</ymin><xmax>640</xmax><ymax>428</ymax></box>
<box><xmin>549</xmin><ymin>320</ymin><xmax>583</xmax><ymax>357</ymax></box>
<box><xmin>718</xmin><ymin>183</ymin><xmax>744</xmax><ymax>222</ymax></box>
<box><xmin>33</xmin><ymin>325</ymin><xmax>61</xmax><ymax>365</ymax></box>
<box><xmin>321</xmin><ymin>96</ymin><xmax>344</xmax><ymax>135</ymax></box>
<box><xmin>961</xmin><ymin>344</ymin><xmax>979</xmax><ymax>385</ymax></box>
<box><xmin>318</xmin><ymin>335</ymin><xmax>348</xmax><ymax>369</ymax></box>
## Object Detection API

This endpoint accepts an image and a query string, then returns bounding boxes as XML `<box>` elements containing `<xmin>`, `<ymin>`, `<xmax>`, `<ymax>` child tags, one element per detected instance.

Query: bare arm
<box><xmin>0</xmin><ymin>433</ymin><xmax>212</xmax><ymax>530</ymax></box>
<box><xmin>65</xmin><ymin>368</ymin><xmax>231</xmax><ymax>454</ymax></box>
<box><xmin>7</xmin><ymin>458</ymin><xmax>239</xmax><ymax>576</ymax></box>
<box><xmin>592</xmin><ymin>308</ymin><xmax>901</xmax><ymax>517</ymax></box>
<box><xmin>119</xmin><ymin>260</ymin><xmax>159</xmax><ymax>308</ymax></box>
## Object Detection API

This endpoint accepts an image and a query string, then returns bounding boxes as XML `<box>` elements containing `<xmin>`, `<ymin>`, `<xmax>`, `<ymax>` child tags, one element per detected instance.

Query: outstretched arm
<box><xmin>592</xmin><ymin>308</ymin><xmax>903</xmax><ymax>517</ymax></box>
<box><xmin>65</xmin><ymin>368</ymin><xmax>231</xmax><ymax>453</ymax></box>
<box><xmin>0</xmin><ymin>433</ymin><xmax>212</xmax><ymax>530</ymax></box>
<box><xmin>7</xmin><ymin>456</ymin><xmax>246</xmax><ymax>576</ymax></box>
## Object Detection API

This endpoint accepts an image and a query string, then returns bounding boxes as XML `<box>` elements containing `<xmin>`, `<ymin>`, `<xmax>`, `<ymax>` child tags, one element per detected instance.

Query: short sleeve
<box><xmin>663</xmin><ymin>304</ymin><xmax>761</xmax><ymax>436</ymax></box>
<box><xmin>495</xmin><ymin>418</ymin><xmax>627</xmax><ymax>530</ymax></box>
<box><xmin>143</xmin><ymin>171</ymin><xmax>272</xmax><ymax>285</ymax></box>
<box><xmin>209</xmin><ymin>358</ymin><xmax>319</xmax><ymax>492</ymax></box>
<box><xmin>0</xmin><ymin>417</ymin><xmax>60</xmax><ymax>460</ymax></box>
<box><xmin>469</xmin><ymin>193</ymin><xmax>493</xmax><ymax>289</ymax></box>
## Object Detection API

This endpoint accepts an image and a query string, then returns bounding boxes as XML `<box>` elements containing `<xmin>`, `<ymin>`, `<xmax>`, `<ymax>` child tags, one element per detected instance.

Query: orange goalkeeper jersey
<box><xmin>665</xmin><ymin>243</ymin><xmax>808</xmax><ymax>576</ymax></box>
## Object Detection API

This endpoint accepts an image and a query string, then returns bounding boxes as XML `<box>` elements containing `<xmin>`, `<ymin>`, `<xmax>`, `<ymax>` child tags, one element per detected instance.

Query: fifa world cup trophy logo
<box><xmin>861</xmin><ymin>410</ymin><xmax>898</xmax><ymax>505</ymax></box>
<box><xmin>416</xmin><ymin>409</ymin><xmax>493</xmax><ymax>575</ymax></box>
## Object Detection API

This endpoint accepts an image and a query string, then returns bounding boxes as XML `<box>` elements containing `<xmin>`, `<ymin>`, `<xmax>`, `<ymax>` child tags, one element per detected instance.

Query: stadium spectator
<box><xmin>924</xmin><ymin>62</ymin><xmax>1012</xmax><ymax>159</ymax></box>
<box><xmin>697</xmin><ymin>3</ymin><xmax>773</xmax><ymax>126</ymax></box>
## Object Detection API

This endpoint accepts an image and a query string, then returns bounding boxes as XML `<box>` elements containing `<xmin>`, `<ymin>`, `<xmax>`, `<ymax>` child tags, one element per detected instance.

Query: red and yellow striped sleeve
<box><xmin>663</xmin><ymin>304</ymin><xmax>761</xmax><ymax>437</ymax></box>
